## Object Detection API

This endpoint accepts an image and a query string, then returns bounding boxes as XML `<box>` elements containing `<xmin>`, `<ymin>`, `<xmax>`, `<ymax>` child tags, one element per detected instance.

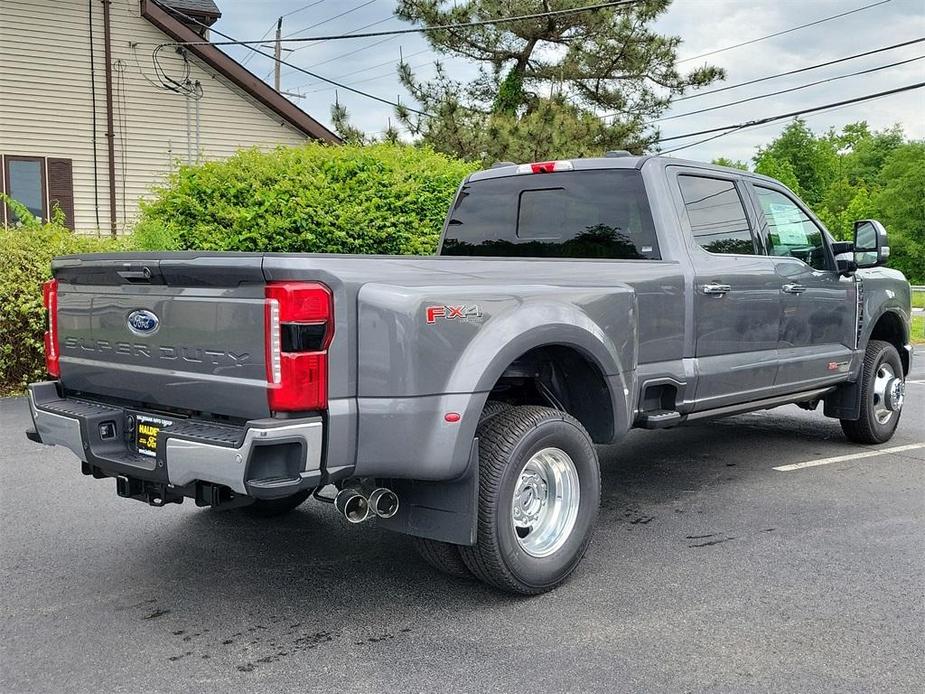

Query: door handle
<box><xmin>702</xmin><ymin>283</ymin><xmax>731</xmax><ymax>296</ymax></box>
<box><xmin>782</xmin><ymin>283</ymin><xmax>807</xmax><ymax>294</ymax></box>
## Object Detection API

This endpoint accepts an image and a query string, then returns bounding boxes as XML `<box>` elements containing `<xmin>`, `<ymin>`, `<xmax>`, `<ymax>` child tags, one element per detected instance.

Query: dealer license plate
<box><xmin>135</xmin><ymin>414</ymin><xmax>174</xmax><ymax>457</ymax></box>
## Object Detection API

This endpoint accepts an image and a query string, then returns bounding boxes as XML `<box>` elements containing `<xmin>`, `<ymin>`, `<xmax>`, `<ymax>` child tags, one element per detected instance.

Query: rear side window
<box><xmin>678</xmin><ymin>175</ymin><xmax>756</xmax><ymax>255</ymax></box>
<box><xmin>440</xmin><ymin>170</ymin><xmax>659</xmax><ymax>259</ymax></box>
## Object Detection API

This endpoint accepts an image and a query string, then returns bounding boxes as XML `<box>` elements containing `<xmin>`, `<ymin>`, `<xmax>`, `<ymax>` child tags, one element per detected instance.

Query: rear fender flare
<box><xmin>444</xmin><ymin>300</ymin><xmax>637</xmax><ymax>438</ymax></box>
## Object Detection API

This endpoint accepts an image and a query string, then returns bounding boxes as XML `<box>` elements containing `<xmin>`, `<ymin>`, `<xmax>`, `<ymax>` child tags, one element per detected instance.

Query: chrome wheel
<box><xmin>511</xmin><ymin>447</ymin><xmax>580</xmax><ymax>558</ymax></box>
<box><xmin>872</xmin><ymin>363</ymin><xmax>903</xmax><ymax>425</ymax></box>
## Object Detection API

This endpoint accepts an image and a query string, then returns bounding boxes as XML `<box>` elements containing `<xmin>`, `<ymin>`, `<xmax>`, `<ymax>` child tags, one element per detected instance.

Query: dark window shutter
<box><xmin>47</xmin><ymin>158</ymin><xmax>75</xmax><ymax>230</ymax></box>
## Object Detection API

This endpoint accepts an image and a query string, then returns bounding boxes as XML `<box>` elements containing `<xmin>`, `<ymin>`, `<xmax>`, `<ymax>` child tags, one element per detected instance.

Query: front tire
<box><xmin>460</xmin><ymin>406</ymin><xmax>600</xmax><ymax>595</ymax></box>
<box><xmin>840</xmin><ymin>339</ymin><xmax>905</xmax><ymax>444</ymax></box>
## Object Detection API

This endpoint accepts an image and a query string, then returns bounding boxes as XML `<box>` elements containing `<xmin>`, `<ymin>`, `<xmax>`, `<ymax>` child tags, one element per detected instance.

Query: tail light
<box><xmin>264</xmin><ymin>281</ymin><xmax>333</xmax><ymax>412</ymax></box>
<box><xmin>42</xmin><ymin>279</ymin><xmax>60</xmax><ymax>377</ymax></box>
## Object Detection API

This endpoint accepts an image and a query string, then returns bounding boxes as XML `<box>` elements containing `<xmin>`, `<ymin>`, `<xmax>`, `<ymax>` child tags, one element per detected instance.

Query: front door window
<box><xmin>754</xmin><ymin>186</ymin><xmax>828</xmax><ymax>270</ymax></box>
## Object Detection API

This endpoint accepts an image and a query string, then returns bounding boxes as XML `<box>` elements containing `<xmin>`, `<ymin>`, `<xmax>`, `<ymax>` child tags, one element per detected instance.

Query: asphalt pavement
<box><xmin>1</xmin><ymin>363</ymin><xmax>923</xmax><ymax>693</ymax></box>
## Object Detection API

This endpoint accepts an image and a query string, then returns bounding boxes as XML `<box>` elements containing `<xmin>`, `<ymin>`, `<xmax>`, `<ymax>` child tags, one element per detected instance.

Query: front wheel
<box><xmin>840</xmin><ymin>339</ymin><xmax>905</xmax><ymax>444</ymax></box>
<box><xmin>460</xmin><ymin>406</ymin><xmax>600</xmax><ymax>595</ymax></box>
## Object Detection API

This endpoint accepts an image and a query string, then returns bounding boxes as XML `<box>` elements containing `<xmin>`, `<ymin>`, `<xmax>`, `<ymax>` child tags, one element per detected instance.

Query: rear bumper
<box><xmin>25</xmin><ymin>381</ymin><xmax>323</xmax><ymax>502</ymax></box>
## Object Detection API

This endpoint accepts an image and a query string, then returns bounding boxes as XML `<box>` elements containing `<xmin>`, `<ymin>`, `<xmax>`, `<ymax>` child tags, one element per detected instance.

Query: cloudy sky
<box><xmin>214</xmin><ymin>0</ymin><xmax>925</xmax><ymax>163</ymax></box>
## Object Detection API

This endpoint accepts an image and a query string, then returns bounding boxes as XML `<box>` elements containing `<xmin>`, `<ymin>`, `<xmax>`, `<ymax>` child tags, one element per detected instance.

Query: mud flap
<box><xmin>376</xmin><ymin>439</ymin><xmax>479</xmax><ymax>546</ymax></box>
<box><xmin>823</xmin><ymin>380</ymin><xmax>862</xmax><ymax>420</ymax></box>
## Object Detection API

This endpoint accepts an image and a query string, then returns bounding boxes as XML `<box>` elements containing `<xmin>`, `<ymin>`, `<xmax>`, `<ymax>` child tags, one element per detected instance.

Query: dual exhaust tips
<box><xmin>334</xmin><ymin>487</ymin><xmax>398</xmax><ymax>524</ymax></box>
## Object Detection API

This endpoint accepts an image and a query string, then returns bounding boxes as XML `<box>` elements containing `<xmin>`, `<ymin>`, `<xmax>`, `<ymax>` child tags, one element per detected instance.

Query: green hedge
<box><xmin>0</xmin><ymin>224</ymin><xmax>125</xmax><ymax>394</ymax></box>
<box><xmin>1</xmin><ymin>144</ymin><xmax>474</xmax><ymax>394</ymax></box>
<box><xmin>133</xmin><ymin>143</ymin><xmax>477</xmax><ymax>254</ymax></box>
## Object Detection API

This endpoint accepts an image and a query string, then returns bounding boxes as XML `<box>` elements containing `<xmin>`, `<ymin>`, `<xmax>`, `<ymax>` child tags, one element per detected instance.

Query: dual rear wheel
<box><xmin>415</xmin><ymin>403</ymin><xmax>600</xmax><ymax>595</ymax></box>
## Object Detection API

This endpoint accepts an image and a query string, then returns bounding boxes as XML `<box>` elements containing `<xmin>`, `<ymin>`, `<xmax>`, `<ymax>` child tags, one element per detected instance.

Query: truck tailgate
<box><xmin>54</xmin><ymin>255</ymin><xmax>270</xmax><ymax>420</ymax></box>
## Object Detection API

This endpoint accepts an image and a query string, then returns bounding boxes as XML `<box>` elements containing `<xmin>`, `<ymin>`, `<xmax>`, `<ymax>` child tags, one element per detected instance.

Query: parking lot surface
<box><xmin>2</xmin><ymin>363</ymin><xmax>923</xmax><ymax>693</ymax></box>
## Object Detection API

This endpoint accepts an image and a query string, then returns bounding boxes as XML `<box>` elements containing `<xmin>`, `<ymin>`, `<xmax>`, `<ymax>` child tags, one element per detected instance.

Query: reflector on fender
<box><xmin>264</xmin><ymin>282</ymin><xmax>333</xmax><ymax>412</ymax></box>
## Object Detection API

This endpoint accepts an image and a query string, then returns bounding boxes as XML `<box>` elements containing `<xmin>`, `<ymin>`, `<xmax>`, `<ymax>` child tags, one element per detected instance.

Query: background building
<box><xmin>0</xmin><ymin>0</ymin><xmax>338</xmax><ymax>234</ymax></box>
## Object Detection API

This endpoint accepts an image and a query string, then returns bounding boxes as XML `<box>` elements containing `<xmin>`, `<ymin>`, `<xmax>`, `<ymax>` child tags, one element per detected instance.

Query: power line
<box><xmin>301</xmin><ymin>35</ymin><xmax>396</xmax><ymax>70</ymax></box>
<box><xmin>151</xmin><ymin>0</ymin><xmax>431</xmax><ymax>115</ymax></box>
<box><xmin>300</xmin><ymin>47</ymin><xmax>432</xmax><ymax>87</ymax></box>
<box><xmin>282</xmin><ymin>0</ymin><xmax>332</xmax><ymax>20</ymax></box>
<box><xmin>284</xmin><ymin>0</ymin><xmax>377</xmax><ymax>38</ymax></box>
<box><xmin>279</xmin><ymin>16</ymin><xmax>402</xmax><ymax>83</ymax></box>
<box><xmin>677</xmin><ymin>0</ymin><xmax>892</xmax><ymax>63</ymax></box>
<box><xmin>653</xmin><ymin>55</ymin><xmax>924</xmax><ymax>123</ymax></box>
<box><xmin>676</xmin><ymin>37</ymin><xmax>925</xmax><ymax>102</ymax></box>
<box><xmin>240</xmin><ymin>20</ymin><xmax>280</xmax><ymax>66</ymax></box>
<box><xmin>660</xmin><ymin>85</ymin><xmax>909</xmax><ymax>155</ymax></box>
<box><xmin>659</xmin><ymin>81</ymin><xmax>925</xmax><ymax>144</ymax></box>
<box><xmin>288</xmin><ymin>47</ymin><xmax>433</xmax><ymax>92</ymax></box>
<box><xmin>303</xmin><ymin>58</ymin><xmax>436</xmax><ymax>95</ymax></box>
<box><xmin>244</xmin><ymin>0</ymin><xmax>336</xmax><ymax>65</ymax></box>
<box><xmin>660</xmin><ymin>126</ymin><xmax>750</xmax><ymax>155</ymax></box>
<box><xmin>152</xmin><ymin>0</ymin><xmax>644</xmax><ymax>48</ymax></box>
<box><xmin>290</xmin><ymin>15</ymin><xmax>397</xmax><ymax>53</ymax></box>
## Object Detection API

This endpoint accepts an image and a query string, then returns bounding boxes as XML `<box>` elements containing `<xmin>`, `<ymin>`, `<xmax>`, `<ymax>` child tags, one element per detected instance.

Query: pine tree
<box><xmin>392</xmin><ymin>0</ymin><xmax>723</xmax><ymax>162</ymax></box>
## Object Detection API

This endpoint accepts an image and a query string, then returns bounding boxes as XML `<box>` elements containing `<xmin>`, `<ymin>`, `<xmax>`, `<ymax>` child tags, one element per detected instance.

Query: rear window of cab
<box><xmin>440</xmin><ymin>170</ymin><xmax>660</xmax><ymax>260</ymax></box>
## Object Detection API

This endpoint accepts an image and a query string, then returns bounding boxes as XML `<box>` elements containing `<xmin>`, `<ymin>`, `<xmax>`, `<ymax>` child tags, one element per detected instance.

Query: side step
<box><xmin>637</xmin><ymin>409</ymin><xmax>682</xmax><ymax>429</ymax></box>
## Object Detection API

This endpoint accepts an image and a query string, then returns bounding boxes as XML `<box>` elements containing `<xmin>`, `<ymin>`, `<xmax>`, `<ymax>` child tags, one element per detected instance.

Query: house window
<box><xmin>4</xmin><ymin>156</ymin><xmax>46</xmax><ymax>223</ymax></box>
<box><xmin>1</xmin><ymin>155</ymin><xmax>74</xmax><ymax>229</ymax></box>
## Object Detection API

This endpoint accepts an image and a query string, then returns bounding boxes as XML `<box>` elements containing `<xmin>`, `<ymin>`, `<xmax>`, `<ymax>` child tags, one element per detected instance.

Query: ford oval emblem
<box><xmin>127</xmin><ymin>309</ymin><xmax>159</xmax><ymax>336</ymax></box>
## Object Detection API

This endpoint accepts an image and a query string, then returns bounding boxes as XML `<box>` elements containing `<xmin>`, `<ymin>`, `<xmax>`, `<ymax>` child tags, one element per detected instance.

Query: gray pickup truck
<box><xmin>26</xmin><ymin>155</ymin><xmax>912</xmax><ymax>594</ymax></box>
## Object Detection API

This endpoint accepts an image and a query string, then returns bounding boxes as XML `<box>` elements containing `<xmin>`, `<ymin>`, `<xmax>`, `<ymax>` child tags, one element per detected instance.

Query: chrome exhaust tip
<box><xmin>368</xmin><ymin>487</ymin><xmax>399</xmax><ymax>519</ymax></box>
<box><xmin>334</xmin><ymin>488</ymin><xmax>370</xmax><ymax>524</ymax></box>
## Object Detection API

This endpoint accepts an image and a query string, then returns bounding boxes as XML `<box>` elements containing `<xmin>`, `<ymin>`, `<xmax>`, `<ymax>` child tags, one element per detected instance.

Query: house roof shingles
<box><xmin>161</xmin><ymin>0</ymin><xmax>221</xmax><ymax>20</ymax></box>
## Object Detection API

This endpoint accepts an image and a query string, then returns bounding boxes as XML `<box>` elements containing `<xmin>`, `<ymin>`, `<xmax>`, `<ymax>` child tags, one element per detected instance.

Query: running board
<box><xmin>683</xmin><ymin>387</ymin><xmax>835</xmax><ymax>422</ymax></box>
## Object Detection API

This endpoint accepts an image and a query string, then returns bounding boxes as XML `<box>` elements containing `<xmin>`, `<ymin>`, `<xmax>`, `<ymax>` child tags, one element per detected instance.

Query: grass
<box><xmin>912</xmin><ymin>315</ymin><xmax>925</xmax><ymax>343</ymax></box>
<box><xmin>912</xmin><ymin>291</ymin><xmax>925</xmax><ymax>310</ymax></box>
<box><xmin>913</xmin><ymin>314</ymin><xmax>925</xmax><ymax>344</ymax></box>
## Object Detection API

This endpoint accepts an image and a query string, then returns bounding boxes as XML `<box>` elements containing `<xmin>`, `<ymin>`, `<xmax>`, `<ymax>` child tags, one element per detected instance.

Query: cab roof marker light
<box><xmin>516</xmin><ymin>160</ymin><xmax>575</xmax><ymax>174</ymax></box>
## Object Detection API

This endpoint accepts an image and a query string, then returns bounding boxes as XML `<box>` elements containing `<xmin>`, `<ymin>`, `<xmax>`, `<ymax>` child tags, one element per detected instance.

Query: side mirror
<box><xmin>853</xmin><ymin>220</ymin><xmax>889</xmax><ymax>268</ymax></box>
<box><xmin>831</xmin><ymin>241</ymin><xmax>857</xmax><ymax>276</ymax></box>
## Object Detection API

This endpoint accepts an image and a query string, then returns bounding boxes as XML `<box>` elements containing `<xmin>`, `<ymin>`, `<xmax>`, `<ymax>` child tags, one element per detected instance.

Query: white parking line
<box><xmin>774</xmin><ymin>443</ymin><xmax>925</xmax><ymax>471</ymax></box>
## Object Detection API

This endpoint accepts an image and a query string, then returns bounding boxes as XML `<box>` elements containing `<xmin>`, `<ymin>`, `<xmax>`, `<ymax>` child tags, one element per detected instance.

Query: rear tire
<box><xmin>241</xmin><ymin>489</ymin><xmax>312</xmax><ymax>518</ymax></box>
<box><xmin>840</xmin><ymin>339</ymin><xmax>904</xmax><ymax>444</ymax></box>
<box><xmin>412</xmin><ymin>537</ymin><xmax>472</xmax><ymax>579</ymax></box>
<box><xmin>460</xmin><ymin>406</ymin><xmax>600</xmax><ymax>595</ymax></box>
<box><xmin>409</xmin><ymin>400</ymin><xmax>511</xmax><ymax>580</ymax></box>
<box><xmin>480</xmin><ymin>399</ymin><xmax>512</xmax><ymax>420</ymax></box>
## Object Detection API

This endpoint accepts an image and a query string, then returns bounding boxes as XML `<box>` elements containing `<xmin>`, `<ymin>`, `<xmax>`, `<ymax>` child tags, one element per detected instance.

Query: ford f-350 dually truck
<box><xmin>25</xmin><ymin>155</ymin><xmax>912</xmax><ymax>594</ymax></box>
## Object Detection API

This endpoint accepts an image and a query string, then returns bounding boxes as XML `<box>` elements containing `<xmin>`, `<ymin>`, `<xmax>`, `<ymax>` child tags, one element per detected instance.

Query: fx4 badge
<box><xmin>426</xmin><ymin>304</ymin><xmax>483</xmax><ymax>324</ymax></box>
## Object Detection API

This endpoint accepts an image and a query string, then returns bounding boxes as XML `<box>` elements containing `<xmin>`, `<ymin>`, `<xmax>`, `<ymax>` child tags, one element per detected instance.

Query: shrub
<box><xmin>132</xmin><ymin>143</ymin><xmax>477</xmax><ymax>254</ymax></box>
<box><xmin>0</xmin><ymin>223</ymin><xmax>126</xmax><ymax>394</ymax></box>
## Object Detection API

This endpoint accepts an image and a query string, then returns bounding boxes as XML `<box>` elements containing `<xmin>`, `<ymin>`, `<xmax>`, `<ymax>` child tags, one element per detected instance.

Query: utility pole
<box><xmin>273</xmin><ymin>17</ymin><xmax>282</xmax><ymax>92</ymax></box>
<box><xmin>261</xmin><ymin>17</ymin><xmax>301</xmax><ymax>97</ymax></box>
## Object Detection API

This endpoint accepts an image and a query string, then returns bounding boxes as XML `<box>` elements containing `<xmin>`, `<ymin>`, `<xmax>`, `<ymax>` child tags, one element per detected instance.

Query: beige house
<box><xmin>0</xmin><ymin>0</ymin><xmax>338</xmax><ymax>234</ymax></box>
